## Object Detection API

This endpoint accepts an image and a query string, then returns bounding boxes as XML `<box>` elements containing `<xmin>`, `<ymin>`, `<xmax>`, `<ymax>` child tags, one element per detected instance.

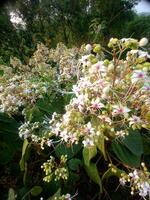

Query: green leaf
<box><xmin>30</xmin><ymin>186</ymin><xmax>42</xmax><ymax>196</ymax></box>
<box><xmin>0</xmin><ymin>113</ymin><xmax>21</xmax><ymax>164</ymax></box>
<box><xmin>85</xmin><ymin>163</ymin><xmax>102</xmax><ymax>193</ymax></box>
<box><xmin>8</xmin><ymin>188</ymin><xmax>16</xmax><ymax>200</ymax></box>
<box><xmin>143</xmin><ymin>136</ymin><xmax>150</xmax><ymax>155</ymax></box>
<box><xmin>55</xmin><ymin>143</ymin><xmax>81</xmax><ymax>159</ymax></box>
<box><xmin>96</xmin><ymin>133</ymin><xmax>107</xmax><ymax>160</ymax></box>
<box><xmin>24</xmin><ymin>106</ymin><xmax>44</xmax><ymax>122</ymax></box>
<box><xmin>68</xmin><ymin>158</ymin><xmax>82</xmax><ymax>170</ymax></box>
<box><xmin>122</xmin><ymin>129</ymin><xmax>143</xmax><ymax>156</ymax></box>
<box><xmin>83</xmin><ymin>146</ymin><xmax>97</xmax><ymax>166</ymax></box>
<box><xmin>19</xmin><ymin>139</ymin><xmax>29</xmax><ymax>171</ymax></box>
<box><xmin>112</xmin><ymin>140</ymin><xmax>141</xmax><ymax>167</ymax></box>
<box><xmin>37</xmin><ymin>95</ymin><xmax>65</xmax><ymax>115</ymax></box>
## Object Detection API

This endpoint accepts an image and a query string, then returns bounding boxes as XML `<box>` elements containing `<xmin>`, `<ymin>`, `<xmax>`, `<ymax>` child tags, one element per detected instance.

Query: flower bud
<box><xmin>108</xmin><ymin>63</ymin><xmax>114</xmax><ymax>71</ymax></box>
<box><xmin>139</xmin><ymin>38</ymin><xmax>148</xmax><ymax>47</ymax></box>
<box><xmin>103</xmin><ymin>86</ymin><xmax>110</xmax><ymax>95</ymax></box>
<box><xmin>85</xmin><ymin>44</ymin><xmax>92</xmax><ymax>52</ymax></box>
<box><xmin>93</xmin><ymin>44</ymin><xmax>101</xmax><ymax>53</ymax></box>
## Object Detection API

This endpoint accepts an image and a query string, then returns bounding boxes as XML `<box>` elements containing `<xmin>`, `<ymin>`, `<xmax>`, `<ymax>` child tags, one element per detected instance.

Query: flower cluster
<box><xmin>18</xmin><ymin>121</ymin><xmax>40</xmax><ymax>139</ymax></box>
<box><xmin>48</xmin><ymin>38</ymin><xmax>150</xmax><ymax>147</ymax></box>
<box><xmin>41</xmin><ymin>155</ymin><xmax>68</xmax><ymax>183</ymax></box>
<box><xmin>120</xmin><ymin>163</ymin><xmax>150</xmax><ymax>198</ymax></box>
<box><xmin>0</xmin><ymin>43</ymin><xmax>82</xmax><ymax>115</ymax></box>
<box><xmin>48</xmin><ymin>43</ymin><xmax>82</xmax><ymax>80</ymax></box>
<box><xmin>53</xmin><ymin>193</ymin><xmax>72</xmax><ymax>200</ymax></box>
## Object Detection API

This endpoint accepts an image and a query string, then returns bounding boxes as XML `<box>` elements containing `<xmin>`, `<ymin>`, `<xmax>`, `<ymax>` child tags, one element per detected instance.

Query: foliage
<box><xmin>0</xmin><ymin>0</ymin><xmax>140</xmax><ymax>63</ymax></box>
<box><xmin>125</xmin><ymin>15</ymin><xmax>150</xmax><ymax>41</ymax></box>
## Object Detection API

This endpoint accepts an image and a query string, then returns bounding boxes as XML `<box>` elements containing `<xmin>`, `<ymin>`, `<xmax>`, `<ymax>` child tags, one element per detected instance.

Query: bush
<box><xmin>1</xmin><ymin>37</ymin><xmax>150</xmax><ymax>199</ymax></box>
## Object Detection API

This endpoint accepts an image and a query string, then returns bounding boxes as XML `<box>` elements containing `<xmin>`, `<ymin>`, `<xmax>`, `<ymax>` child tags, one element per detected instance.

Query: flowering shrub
<box><xmin>1</xmin><ymin>38</ymin><xmax>150</xmax><ymax>199</ymax></box>
<box><xmin>39</xmin><ymin>37</ymin><xmax>150</xmax><ymax>199</ymax></box>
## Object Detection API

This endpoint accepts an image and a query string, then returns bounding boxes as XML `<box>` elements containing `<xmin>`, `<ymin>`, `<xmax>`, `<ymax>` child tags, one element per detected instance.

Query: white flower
<box><xmin>65</xmin><ymin>193</ymin><xmax>71</xmax><ymax>200</ymax></box>
<box><xmin>139</xmin><ymin>182</ymin><xmax>150</xmax><ymax>197</ymax></box>
<box><xmin>112</xmin><ymin>105</ymin><xmax>131</xmax><ymax>116</ymax></box>
<box><xmin>72</xmin><ymin>85</ymin><xmax>80</xmax><ymax>96</ymax></box>
<box><xmin>82</xmin><ymin>138</ymin><xmax>94</xmax><ymax>147</ymax></box>
<box><xmin>89</xmin><ymin>61</ymin><xmax>106</xmax><ymax>74</ymax></box>
<box><xmin>129</xmin><ymin>115</ymin><xmax>141</xmax><ymax>126</ymax></box>
<box><xmin>47</xmin><ymin>139</ymin><xmax>52</xmax><ymax>147</ymax></box>
<box><xmin>79</xmin><ymin>55</ymin><xmax>90</xmax><ymax>67</ymax></box>
<box><xmin>131</xmin><ymin>70</ymin><xmax>147</xmax><ymax>83</ymax></box>
<box><xmin>129</xmin><ymin>170</ymin><xmax>139</xmax><ymax>180</ymax></box>
<box><xmin>139</xmin><ymin>38</ymin><xmax>148</xmax><ymax>47</ymax></box>
<box><xmin>138</xmin><ymin>50</ymin><xmax>150</xmax><ymax>59</ymax></box>
<box><xmin>98</xmin><ymin>115</ymin><xmax>112</xmax><ymax>125</ymax></box>
<box><xmin>142</xmin><ymin>84</ymin><xmax>150</xmax><ymax>93</ymax></box>
<box><xmin>85</xmin><ymin>122</ymin><xmax>95</xmax><ymax>135</ymax></box>
<box><xmin>120</xmin><ymin>177</ymin><xmax>127</xmax><ymax>186</ymax></box>
<box><xmin>91</xmin><ymin>98</ymin><xmax>104</xmax><ymax>109</ymax></box>
<box><xmin>115</xmin><ymin>130</ymin><xmax>127</xmax><ymax>138</ymax></box>
<box><xmin>60</xmin><ymin>130</ymin><xmax>69</xmax><ymax>142</ymax></box>
<box><xmin>130</xmin><ymin>49</ymin><xmax>138</xmax><ymax>54</ymax></box>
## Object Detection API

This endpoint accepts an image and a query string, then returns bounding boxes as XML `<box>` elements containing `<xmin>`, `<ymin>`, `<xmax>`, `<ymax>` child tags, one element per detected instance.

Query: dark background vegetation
<box><xmin>0</xmin><ymin>0</ymin><xmax>150</xmax><ymax>64</ymax></box>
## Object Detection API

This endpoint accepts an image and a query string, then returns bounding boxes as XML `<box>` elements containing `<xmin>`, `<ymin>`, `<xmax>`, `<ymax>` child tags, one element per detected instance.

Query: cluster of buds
<box><xmin>49</xmin><ymin>37</ymin><xmax>150</xmax><ymax>147</ymax></box>
<box><xmin>41</xmin><ymin>155</ymin><xmax>68</xmax><ymax>183</ymax></box>
<box><xmin>120</xmin><ymin>163</ymin><xmax>150</xmax><ymax>198</ymax></box>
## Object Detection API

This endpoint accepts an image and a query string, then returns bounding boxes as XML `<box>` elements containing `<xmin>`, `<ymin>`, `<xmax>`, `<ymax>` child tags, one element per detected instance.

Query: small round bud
<box><xmin>139</xmin><ymin>38</ymin><xmax>148</xmax><ymax>47</ymax></box>
<box><xmin>85</xmin><ymin>44</ymin><xmax>92</xmax><ymax>52</ymax></box>
<box><xmin>93</xmin><ymin>44</ymin><xmax>101</xmax><ymax>53</ymax></box>
<box><xmin>108</xmin><ymin>63</ymin><xmax>114</xmax><ymax>71</ymax></box>
<box><xmin>103</xmin><ymin>86</ymin><xmax>110</xmax><ymax>95</ymax></box>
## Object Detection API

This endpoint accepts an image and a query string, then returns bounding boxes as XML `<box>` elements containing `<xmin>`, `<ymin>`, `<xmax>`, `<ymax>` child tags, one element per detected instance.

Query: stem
<box><xmin>112</xmin><ymin>49</ymin><xmax>117</xmax><ymax>87</ymax></box>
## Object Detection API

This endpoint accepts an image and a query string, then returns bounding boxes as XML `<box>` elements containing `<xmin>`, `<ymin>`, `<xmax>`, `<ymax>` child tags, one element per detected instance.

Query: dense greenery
<box><xmin>0</xmin><ymin>0</ymin><xmax>141</xmax><ymax>63</ymax></box>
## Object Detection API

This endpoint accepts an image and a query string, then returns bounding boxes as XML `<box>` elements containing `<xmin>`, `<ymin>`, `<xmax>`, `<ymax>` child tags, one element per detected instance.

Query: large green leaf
<box><xmin>30</xmin><ymin>186</ymin><xmax>42</xmax><ymax>196</ymax></box>
<box><xmin>96</xmin><ymin>133</ymin><xmax>107</xmax><ymax>160</ymax></box>
<box><xmin>68</xmin><ymin>158</ymin><xmax>82</xmax><ymax>170</ymax></box>
<box><xmin>0</xmin><ymin>113</ymin><xmax>21</xmax><ymax>164</ymax></box>
<box><xmin>112</xmin><ymin>140</ymin><xmax>141</xmax><ymax>167</ymax></box>
<box><xmin>55</xmin><ymin>143</ymin><xmax>81</xmax><ymax>159</ymax></box>
<box><xmin>143</xmin><ymin>136</ymin><xmax>150</xmax><ymax>155</ymax></box>
<box><xmin>122</xmin><ymin>129</ymin><xmax>143</xmax><ymax>156</ymax></box>
<box><xmin>37</xmin><ymin>95</ymin><xmax>65</xmax><ymax>115</ymax></box>
<box><xmin>83</xmin><ymin>146</ymin><xmax>102</xmax><ymax>192</ymax></box>
<box><xmin>24</xmin><ymin>106</ymin><xmax>44</xmax><ymax>122</ymax></box>
<box><xmin>85</xmin><ymin>163</ymin><xmax>102</xmax><ymax>193</ymax></box>
<box><xmin>83</xmin><ymin>146</ymin><xmax>97</xmax><ymax>166</ymax></box>
<box><xmin>19</xmin><ymin>139</ymin><xmax>29</xmax><ymax>171</ymax></box>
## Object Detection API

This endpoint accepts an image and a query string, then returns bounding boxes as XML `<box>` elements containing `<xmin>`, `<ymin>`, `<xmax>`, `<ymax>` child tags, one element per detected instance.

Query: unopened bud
<box><xmin>139</xmin><ymin>38</ymin><xmax>148</xmax><ymax>47</ymax></box>
<box><xmin>85</xmin><ymin>44</ymin><xmax>92</xmax><ymax>52</ymax></box>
